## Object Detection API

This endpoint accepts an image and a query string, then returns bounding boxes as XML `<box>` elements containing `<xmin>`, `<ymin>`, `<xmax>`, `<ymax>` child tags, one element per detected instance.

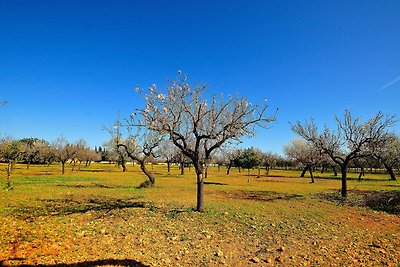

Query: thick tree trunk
<box><xmin>383</xmin><ymin>162</ymin><xmax>396</xmax><ymax>180</ymax></box>
<box><xmin>140</xmin><ymin>161</ymin><xmax>155</xmax><ymax>185</ymax></box>
<box><xmin>226</xmin><ymin>161</ymin><xmax>233</xmax><ymax>175</ymax></box>
<box><xmin>341</xmin><ymin>166</ymin><xmax>347</xmax><ymax>198</ymax></box>
<box><xmin>122</xmin><ymin>161</ymin><xmax>127</xmax><ymax>172</ymax></box>
<box><xmin>309</xmin><ymin>165</ymin><xmax>314</xmax><ymax>183</ymax></box>
<box><xmin>300</xmin><ymin>166</ymin><xmax>308</xmax><ymax>177</ymax></box>
<box><xmin>61</xmin><ymin>161</ymin><xmax>65</xmax><ymax>174</ymax></box>
<box><xmin>194</xmin><ymin>162</ymin><xmax>204</xmax><ymax>212</ymax></box>
<box><xmin>180</xmin><ymin>162</ymin><xmax>184</xmax><ymax>175</ymax></box>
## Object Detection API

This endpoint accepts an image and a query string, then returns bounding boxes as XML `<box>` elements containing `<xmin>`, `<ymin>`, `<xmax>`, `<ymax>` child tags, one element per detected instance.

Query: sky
<box><xmin>0</xmin><ymin>0</ymin><xmax>399</xmax><ymax>155</ymax></box>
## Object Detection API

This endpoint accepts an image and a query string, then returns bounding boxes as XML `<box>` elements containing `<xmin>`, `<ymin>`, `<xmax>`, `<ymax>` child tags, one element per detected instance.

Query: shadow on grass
<box><xmin>55</xmin><ymin>183</ymin><xmax>132</xmax><ymax>189</ymax></box>
<box><xmin>223</xmin><ymin>190</ymin><xmax>303</xmax><ymax>202</ymax></box>
<box><xmin>14</xmin><ymin>197</ymin><xmax>151</xmax><ymax>219</ymax></box>
<box><xmin>1</xmin><ymin>259</ymin><xmax>149</xmax><ymax>267</ymax></box>
<box><xmin>316</xmin><ymin>190</ymin><xmax>400</xmax><ymax>214</ymax></box>
<box><xmin>204</xmin><ymin>181</ymin><xmax>228</xmax><ymax>186</ymax></box>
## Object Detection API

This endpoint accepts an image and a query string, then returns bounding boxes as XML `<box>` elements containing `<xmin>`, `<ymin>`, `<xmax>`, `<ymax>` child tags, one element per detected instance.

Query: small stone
<box><xmin>276</xmin><ymin>255</ymin><xmax>284</xmax><ymax>263</ymax></box>
<box><xmin>278</xmin><ymin>246</ymin><xmax>286</xmax><ymax>252</ymax></box>
<box><xmin>265</xmin><ymin>258</ymin><xmax>273</xmax><ymax>263</ymax></box>
<box><xmin>215</xmin><ymin>250</ymin><xmax>224</xmax><ymax>257</ymax></box>
<box><xmin>251</xmin><ymin>257</ymin><xmax>260</xmax><ymax>263</ymax></box>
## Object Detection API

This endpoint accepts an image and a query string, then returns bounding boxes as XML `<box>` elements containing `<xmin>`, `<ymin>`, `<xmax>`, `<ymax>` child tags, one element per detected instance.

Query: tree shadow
<box><xmin>1</xmin><ymin>259</ymin><xmax>149</xmax><ymax>267</ymax></box>
<box><xmin>316</xmin><ymin>190</ymin><xmax>400</xmax><ymax>214</ymax></box>
<box><xmin>14</xmin><ymin>197</ymin><xmax>151</xmax><ymax>219</ymax></box>
<box><xmin>204</xmin><ymin>181</ymin><xmax>227</xmax><ymax>186</ymax></box>
<box><xmin>55</xmin><ymin>183</ymin><xmax>132</xmax><ymax>189</ymax></box>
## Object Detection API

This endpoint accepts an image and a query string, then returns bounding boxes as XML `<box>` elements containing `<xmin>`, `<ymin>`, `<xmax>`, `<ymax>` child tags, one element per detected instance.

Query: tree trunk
<box><xmin>217</xmin><ymin>164</ymin><xmax>221</xmax><ymax>171</ymax></box>
<box><xmin>180</xmin><ymin>161</ymin><xmax>184</xmax><ymax>175</ymax></box>
<box><xmin>309</xmin><ymin>165</ymin><xmax>314</xmax><ymax>183</ymax></box>
<box><xmin>122</xmin><ymin>161</ymin><xmax>127</xmax><ymax>172</ymax></box>
<box><xmin>193</xmin><ymin>161</ymin><xmax>205</xmax><ymax>212</ymax></box>
<box><xmin>167</xmin><ymin>161</ymin><xmax>171</xmax><ymax>173</ymax></box>
<box><xmin>265</xmin><ymin>166</ymin><xmax>270</xmax><ymax>176</ymax></box>
<box><xmin>358</xmin><ymin>167</ymin><xmax>364</xmax><ymax>181</ymax></box>
<box><xmin>140</xmin><ymin>161</ymin><xmax>155</xmax><ymax>185</ymax></box>
<box><xmin>27</xmin><ymin>161</ymin><xmax>31</xmax><ymax>170</ymax></box>
<box><xmin>341</xmin><ymin>166</ymin><xmax>347</xmax><ymax>198</ymax></box>
<box><xmin>383</xmin><ymin>162</ymin><xmax>396</xmax><ymax>180</ymax></box>
<box><xmin>6</xmin><ymin>162</ymin><xmax>12</xmax><ymax>188</ymax></box>
<box><xmin>332</xmin><ymin>166</ymin><xmax>337</xmax><ymax>176</ymax></box>
<box><xmin>321</xmin><ymin>165</ymin><xmax>325</xmax><ymax>173</ymax></box>
<box><xmin>257</xmin><ymin>166</ymin><xmax>261</xmax><ymax>178</ymax></box>
<box><xmin>226</xmin><ymin>161</ymin><xmax>233</xmax><ymax>175</ymax></box>
<box><xmin>238</xmin><ymin>166</ymin><xmax>241</xmax><ymax>173</ymax></box>
<box><xmin>62</xmin><ymin>161</ymin><xmax>65</xmax><ymax>174</ymax></box>
<box><xmin>300</xmin><ymin>166</ymin><xmax>308</xmax><ymax>177</ymax></box>
<box><xmin>71</xmin><ymin>160</ymin><xmax>76</xmax><ymax>172</ymax></box>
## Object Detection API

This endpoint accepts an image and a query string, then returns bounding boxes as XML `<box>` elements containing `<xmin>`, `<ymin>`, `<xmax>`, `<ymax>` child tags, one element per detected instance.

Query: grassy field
<box><xmin>0</xmin><ymin>163</ymin><xmax>399</xmax><ymax>266</ymax></box>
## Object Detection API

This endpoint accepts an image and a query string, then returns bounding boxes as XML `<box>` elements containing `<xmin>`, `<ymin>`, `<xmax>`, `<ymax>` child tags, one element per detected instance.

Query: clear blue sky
<box><xmin>1</xmin><ymin>0</ymin><xmax>399</xmax><ymax>155</ymax></box>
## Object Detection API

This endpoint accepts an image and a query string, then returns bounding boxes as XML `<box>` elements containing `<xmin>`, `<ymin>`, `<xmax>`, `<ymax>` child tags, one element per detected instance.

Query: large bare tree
<box><xmin>133</xmin><ymin>73</ymin><xmax>275</xmax><ymax>211</ymax></box>
<box><xmin>292</xmin><ymin>110</ymin><xmax>396</xmax><ymax>197</ymax></box>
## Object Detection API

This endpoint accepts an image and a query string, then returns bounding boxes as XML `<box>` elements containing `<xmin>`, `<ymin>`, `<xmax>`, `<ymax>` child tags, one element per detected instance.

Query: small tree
<box><xmin>284</xmin><ymin>139</ymin><xmax>322</xmax><ymax>183</ymax></box>
<box><xmin>52</xmin><ymin>136</ymin><xmax>77</xmax><ymax>174</ymax></box>
<box><xmin>237</xmin><ymin>148</ymin><xmax>262</xmax><ymax>175</ymax></box>
<box><xmin>371</xmin><ymin>134</ymin><xmax>400</xmax><ymax>180</ymax></box>
<box><xmin>133</xmin><ymin>73</ymin><xmax>275</xmax><ymax>211</ymax></box>
<box><xmin>0</xmin><ymin>138</ymin><xmax>21</xmax><ymax>188</ymax></box>
<box><xmin>292</xmin><ymin>111</ymin><xmax>396</xmax><ymax>197</ymax></box>
<box><xmin>107</xmin><ymin>119</ymin><xmax>161</xmax><ymax>187</ymax></box>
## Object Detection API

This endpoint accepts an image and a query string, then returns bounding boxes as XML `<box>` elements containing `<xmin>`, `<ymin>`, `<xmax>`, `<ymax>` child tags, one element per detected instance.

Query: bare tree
<box><xmin>52</xmin><ymin>136</ymin><xmax>77</xmax><ymax>174</ymax></box>
<box><xmin>292</xmin><ymin>110</ymin><xmax>396</xmax><ymax>197</ymax></box>
<box><xmin>371</xmin><ymin>134</ymin><xmax>400</xmax><ymax>180</ymax></box>
<box><xmin>262</xmin><ymin>151</ymin><xmax>279</xmax><ymax>176</ymax></box>
<box><xmin>284</xmin><ymin>139</ymin><xmax>322</xmax><ymax>183</ymax></box>
<box><xmin>132</xmin><ymin>73</ymin><xmax>275</xmax><ymax>211</ymax></box>
<box><xmin>0</xmin><ymin>137</ymin><xmax>21</xmax><ymax>188</ymax></box>
<box><xmin>107</xmin><ymin>119</ymin><xmax>161</xmax><ymax>187</ymax></box>
<box><xmin>19</xmin><ymin>138</ymin><xmax>47</xmax><ymax>169</ymax></box>
<box><xmin>159</xmin><ymin>139</ymin><xmax>177</xmax><ymax>173</ymax></box>
<box><xmin>224</xmin><ymin>148</ymin><xmax>241</xmax><ymax>175</ymax></box>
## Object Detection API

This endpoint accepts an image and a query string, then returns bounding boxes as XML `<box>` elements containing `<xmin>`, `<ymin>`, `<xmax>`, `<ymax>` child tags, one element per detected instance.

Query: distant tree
<box><xmin>159</xmin><ymin>139</ymin><xmax>177</xmax><ymax>173</ymax></box>
<box><xmin>0</xmin><ymin>137</ymin><xmax>21</xmax><ymax>188</ymax></box>
<box><xmin>224</xmin><ymin>148</ymin><xmax>241</xmax><ymax>175</ymax></box>
<box><xmin>262</xmin><ymin>151</ymin><xmax>279</xmax><ymax>176</ymax></box>
<box><xmin>292</xmin><ymin>110</ymin><xmax>396</xmax><ymax>197</ymax></box>
<box><xmin>284</xmin><ymin>139</ymin><xmax>322</xmax><ymax>183</ymax></box>
<box><xmin>51</xmin><ymin>136</ymin><xmax>77</xmax><ymax>174</ymax></box>
<box><xmin>371</xmin><ymin>134</ymin><xmax>400</xmax><ymax>180</ymax></box>
<box><xmin>133</xmin><ymin>73</ymin><xmax>275</xmax><ymax>211</ymax></box>
<box><xmin>19</xmin><ymin>138</ymin><xmax>48</xmax><ymax>169</ymax></box>
<box><xmin>237</xmin><ymin>148</ymin><xmax>262</xmax><ymax>175</ymax></box>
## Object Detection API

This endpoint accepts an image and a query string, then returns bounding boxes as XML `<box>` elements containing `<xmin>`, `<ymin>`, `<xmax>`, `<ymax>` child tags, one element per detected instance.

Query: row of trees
<box><xmin>0</xmin><ymin>137</ymin><xmax>102</xmax><ymax>187</ymax></box>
